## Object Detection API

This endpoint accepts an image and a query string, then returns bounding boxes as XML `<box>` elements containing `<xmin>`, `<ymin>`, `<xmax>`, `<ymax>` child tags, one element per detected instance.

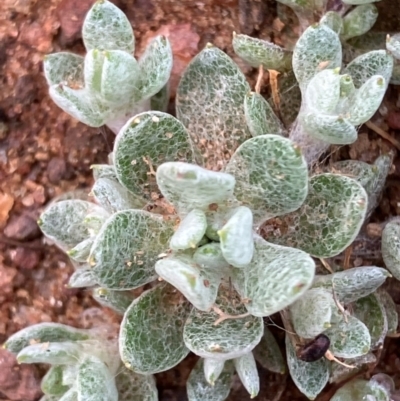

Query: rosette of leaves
<box><xmin>3</xmin><ymin>323</ymin><xmax>158</xmax><ymax>401</ymax></box>
<box><xmin>43</xmin><ymin>0</ymin><xmax>172</xmax><ymax>133</ymax></box>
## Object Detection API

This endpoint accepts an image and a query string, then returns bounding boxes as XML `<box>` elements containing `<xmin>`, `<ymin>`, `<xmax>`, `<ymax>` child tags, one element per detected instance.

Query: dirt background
<box><xmin>1</xmin><ymin>0</ymin><xmax>400</xmax><ymax>400</ymax></box>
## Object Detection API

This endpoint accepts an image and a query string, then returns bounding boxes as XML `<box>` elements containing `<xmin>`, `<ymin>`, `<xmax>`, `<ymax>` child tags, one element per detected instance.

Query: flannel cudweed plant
<box><xmin>6</xmin><ymin>1</ymin><xmax>399</xmax><ymax>401</ymax></box>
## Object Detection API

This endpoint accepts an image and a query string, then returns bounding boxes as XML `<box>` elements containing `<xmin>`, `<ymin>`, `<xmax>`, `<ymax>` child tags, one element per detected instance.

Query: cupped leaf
<box><xmin>68</xmin><ymin>269</ymin><xmax>97</xmax><ymax>288</ymax></box>
<box><xmin>93</xmin><ymin>288</ymin><xmax>135</xmax><ymax>315</ymax></box>
<box><xmin>253</xmin><ymin>327</ymin><xmax>286</xmax><ymax>374</ymax></box>
<box><xmin>232</xmin><ymin>33</ymin><xmax>292</xmax><ymax>71</ymax></box>
<box><xmin>44</xmin><ymin>53</ymin><xmax>84</xmax><ymax>87</ymax></box>
<box><xmin>218</xmin><ymin>206</ymin><xmax>254</xmax><ymax>268</ymax></box>
<box><xmin>382</xmin><ymin>220</ymin><xmax>400</xmax><ymax>280</ymax></box>
<box><xmin>193</xmin><ymin>242</ymin><xmax>230</xmax><ymax>273</ymax></box>
<box><xmin>341</xmin><ymin>4</ymin><xmax>378</xmax><ymax>41</ymax></box>
<box><xmin>286</xmin><ymin>335</ymin><xmax>329</xmax><ymax>400</ymax></box>
<box><xmin>77</xmin><ymin>355</ymin><xmax>118</xmax><ymax>401</ymax></box>
<box><xmin>176</xmin><ymin>45</ymin><xmax>251</xmax><ymax>169</ymax></box>
<box><xmin>204</xmin><ymin>358</ymin><xmax>226</xmax><ymax>386</ymax></box>
<box><xmin>269</xmin><ymin>174</ymin><xmax>367</xmax><ymax>258</ymax></box>
<box><xmin>82</xmin><ymin>0</ymin><xmax>134</xmax><ymax>52</ymax></box>
<box><xmin>234</xmin><ymin>352</ymin><xmax>260</xmax><ymax>398</ymax></box>
<box><xmin>4</xmin><ymin>323</ymin><xmax>90</xmax><ymax>354</ymax></box>
<box><xmin>232</xmin><ymin>236</ymin><xmax>315</xmax><ymax>317</ymax></box>
<box><xmin>324</xmin><ymin>315</ymin><xmax>371</xmax><ymax>358</ymax></box>
<box><xmin>155</xmin><ymin>255</ymin><xmax>219</xmax><ymax>311</ymax></box>
<box><xmin>115</xmin><ymin>365</ymin><xmax>158</xmax><ymax>401</ymax></box>
<box><xmin>120</xmin><ymin>283</ymin><xmax>191</xmax><ymax>374</ymax></box>
<box><xmin>225</xmin><ymin>135</ymin><xmax>308</xmax><ymax>224</ymax></box>
<box><xmin>41</xmin><ymin>366</ymin><xmax>69</xmax><ymax>396</ymax></box>
<box><xmin>157</xmin><ymin>162</ymin><xmax>235</xmax><ymax>215</ymax></box>
<box><xmin>313</xmin><ymin>266</ymin><xmax>390</xmax><ymax>304</ymax></box>
<box><xmin>293</xmin><ymin>24</ymin><xmax>342</xmax><ymax>90</ymax></box>
<box><xmin>187</xmin><ymin>358</ymin><xmax>234</xmax><ymax>401</ymax></box>
<box><xmin>183</xmin><ymin>287</ymin><xmax>263</xmax><ymax>360</ymax></box>
<box><xmin>244</xmin><ymin>92</ymin><xmax>285</xmax><ymax>137</ymax></box>
<box><xmin>114</xmin><ymin>112</ymin><xmax>196</xmax><ymax>199</ymax></box>
<box><xmin>89</xmin><ymin>209</ymin><xmax>174</xmax><ymax>290</ymax></box>
<box><xmin>68</xmin><ymin>238</ymin><xmax>94</xmax><ymax>263</ymax></box>
<box><xmin>137</xmin><ymin>36</ymin><xmax>173</xmax><ymax>100</ymax></box>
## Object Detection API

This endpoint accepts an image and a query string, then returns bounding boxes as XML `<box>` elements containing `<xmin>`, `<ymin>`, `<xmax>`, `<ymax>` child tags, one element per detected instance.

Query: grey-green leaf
<box><xmin>341</xmin><ymin>4</ymin><xmax>378</xmax><ymax>41</ymax></box>
<box><xmin>382</xmin><ymin>220</ymin><xmax>400</xmax><ymax>280</ymax></box>
<box><xmin>44</xmin><ymin>53</ymin><xmax>84</xmax><ymax>87</ymax></box>
<box><xmin>234</xmin><ymin>352</ymin><xmax>260</xmax><ymax>398</ymax></box>
<box><xmin>41</xmin><ymin>366</ymin><xmax>69</xmax><ymax>396</ymax></box>
<box><xmin>93</xmin><ymin>288</ymin><xmax>135</xmax><ymax>315</ymax></box>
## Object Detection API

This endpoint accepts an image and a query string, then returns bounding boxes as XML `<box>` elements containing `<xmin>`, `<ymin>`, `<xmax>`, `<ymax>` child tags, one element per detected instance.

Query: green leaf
<box><xmin>225</xmin><ymin>135</ymin><xmax>308</xmax><ymax>224</ymax></box>
<box><xmin>82</xmin><ymin>0</ymin><xmax>134</xmax><ymax>52</ymax></box>
<box><xmin>253</xmin><ymin>327</ymin><xmax>286</xmax><ymax>374</ymax></box>
<box><xmin>92</xmin><ymin>178</ymin><xmax>145</xmax><ymax>213</ymax></box>
<box><xmin>313</xmin><ymin>266</ymin><xmax>390</xmax><ymax>304</ymax></box>
<box><xmin>176</xmin><ymin>45</ymin><xmax>251</xmax><ymax>169</ymax></box>
<box><xmin>353</xmin><ymin>293</ymin><xmax>387</xmax><ymax>349</ymax></box>
<box><xmin>155</xmin><ymin>255</ymin><xmax>219</xmax><ymax>311</ymax></box>
<box><xmin>4</xmin><ymin>323</ymin><xmax>90</xmax><ymax>354</ymax></box>
<box><xmin>44</xmin><ymin>52</ymin><xmax>84</xmax><ymax>87</ymax></box>
<box><xmin>17</xmin><ymin>342</ymin><xmax>82</xmax><ymax>365</ymax></box>
<box><xmin>203</xmin><ymin>358</ymin><xmax>225</xmax><ymax>385</ymax></box>
<box><xmin>343</xmin><ymin>50</ymin><xmax>393</xmax><ymax>88</ymax></box>
<box><xmin>93</xmin><ymin>288</ymin><xmax>135</xmax><ymax>315</ymax></box>
<box><xmin>170</xmin><ymin>209</ymin><xmax>207</xmax><ymax>250</ymax></box>
<box><xmin>68</xmin><ymin>269</ymin><xmax>97</xmax><ymax>288</ymax></box>
<box><xmin>115</xmin><ymin>365</ymin><xmax>158</xmax><ymax>401</ymax></box>
<box><xmin>137</xmin><ymin>36</ymin><xmax>173</xmax><ymax>100</ymax></box>
<box><xmin>156</xmin><ymin>162</ymin><xmax>235</xmax><ymax>215</ymax></box>
<box><xmin>90</xmin><ymin>209</ymin><xmax>174</xmax><ymax>290</ymax></box>
<box><xmin>269</xmin><ymin>174</ymin><xmax>367</xmax><ymax>258</ymax></box>
<box><xmin>330</xmin><ymin>379</ymin><xmax>390</xmax><ymax>401</ymax></box>
<box><xmin>77</xmin><ymin>355</ymin><xmax>118</xmax><ymax>401</ymax></box>
<box><xmin>382</xmin><ymin>220</ymin><xmax>400</xmax><ymax>280</ymax></box>
<box><xmin>319</xmin><ymin>11</ymin><xmax>343</xmax><ymax>35</ymax></box>
<box><xmin>290</xmin><ymin>288</ymin><xmax>335</xmax><ymax>338</ymax></box>
<box><xmin>114</xmin><ymin>112</ymin><xmax>196</xmax><ymax>199</ymax></box>
<box><xmin>187</xmin><ymin>358</ymin><xmax>234</xmax><ymax>401</ymax></box>
<box><xmin>193</xmin><ymin>242</ymin><xmax>230</xmax><ymax>273</ymax></box>
<box><xmin>234</xmin><ymin>352</ymin><xmax>260</xmax><ymax>398</ymax></box>
<box><xmin>183</xmin><ymin>287</ymin><xmax>263</xmax><ymax>360</ymax></box>
<box><xmin>377</xmin><ymin>290</ymin><xmax>398</xmax><ymax>335</ymax></box>
<box><xmin>324</xmin><ymin>315</ymin><xmax>371</xmax><ymax>358</ymax></box>
<box><xmin>41</xmin><ymin>366</ymin><xmax>69</xmax><ymax>396</ymax></box>
<box><xmin>293</xmin><ymin>24</ymin><xmax>342</xmax><ymax>90</ymax></box>
<box><xmin>232</xmin><ymin>33</ymin><xmax>292</xmax><ymax>71</ymax></box>
<box><xmin>218</xmin><ymin>206</ymin><xmax>254</xmax><ymax>268</ymax></box>
<box><xmin>286</xmin><ymin>335</ymin><xmax>329</xmax><ymax>400</ymax></box>
<box><xmin>233</xmin><ymin>236</ymin><xmax>315</xmax><ymax>317</ymax></box>
<box><xmin>244</xmin><ymin>92</ymin><xmax>285</xmax><ymax>137</ymax></box>
<box><xmin>341</xmin><ymin>4</ymin><xmax>378</xmax><ymax>41</ymax></box>
<box><xmin>120</xmin><ymin>283</ymin><xmax>191</xmax><ymax>374</ymax></box>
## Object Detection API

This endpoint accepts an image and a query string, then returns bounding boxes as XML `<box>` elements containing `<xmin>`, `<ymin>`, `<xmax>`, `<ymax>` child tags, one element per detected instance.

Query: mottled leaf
<box><xmin>234</xmin><ymin>352</ymin><xmax>260</xmax><ymax>398</ymax></box>
<box><xmin>44</xmin><ymin>52</ymin><xmax>84</xmax><ymax>87</ymax></box>
<box><xmin>382</xmin><ymin>220</ymin><xmax>400</xmax><ymax>280</ymax></box>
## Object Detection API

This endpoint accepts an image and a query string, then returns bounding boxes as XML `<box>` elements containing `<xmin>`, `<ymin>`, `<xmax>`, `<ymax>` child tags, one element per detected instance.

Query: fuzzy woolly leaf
<box><xmin>176</xmin><ymin>45</ymin><xmax>251</xmax><ymax>169</ymax></box>
<box><xmin>382</xmin><ymin>220</ymin><xmax>400</xmax><ymax>280</ymax></box>
<box><xmin>89</xmin><ymin>210</ymin><xmax>174</xmax><ymax>289</ymax></box>
<box><xmin>343</xmin><ymin>50</ymin><xmax>393</xmax><ymax>88</ymax></box>
<box><xmin>290</xmin><ymin>288</ymin><xmax>335</xmax><ymax>338</ymax></box>
<box><xmin>115</xmin><ymin>365</ymin><xmax>158</xmax><ymax>401</ymax></box>
<box><xmin>204</xmin><ymin>358</ymin><xmax>225</xmax><ymax>386</ymax></box>
<box><xmin>353</xmin><ymin>293</ymin><xmax>387</xmax><ymax>349</ymax></box>
<box><xmin>232</xmin><ymin>33</ymin><xmax>292</xmax><ymax>71</ymax></box>
<box><xmin>120</xmin><ymin>283</ymin><xmax>191</xmax><ymax>374</ymax></box>
<box><xmin>234</xmin><ymin>352</ymin><xmax>260</xmax><ymax>398</ymax></box>
<box><xmin>270</xmin><ymin>174</ymin><xmax>367</xmax><ymax>258</ymax></box>
<box><xmin>68</xmin><ymin>269</ymin><xmax>97</xmax><ymax>288</ymax></box>
<box><xmin>325</xmin><ymin>315</ymin><xmax>371</xmax><ymax>358</ymax></box>
<box><xmin>44</xmin><ymin>53</ymin><xmax>84</xmax><ymax>87</ymax></box>
<box><xmin>137</xmin><ymin>36</ymin><xmax>173</xmax><ymax>100</ymax></box>
<box><xmin>170</xmin><ymin>209</ymin><xmax>207</xmax><ymax>250</ymax></box>
<box><xmin>233</xmin><ymin>236</ymin><xmax>315</xmax><ymax>317</ymax></box>
<box><xmin>293</xmin><ymin>24</ymin><xmax>342</xmax><ymax>90</ymax></box>
<box><xmin>244</xmin><ymin>92</ymin><xmax>285</xmax><ymax>137</ymax></box>
<box><xmin>82</xmin><ymin>0</ymin><xmax>134</xmax><ymax>53</ymax></box>
<box><xmin>341</xmin><ymin>4</ymin><xmax>378</xmax><ymax>41</ymax></box>
<box><xmin>155</xmin><ymin>256</ymin><xmax>219</xmax><ymax>311</ymax></box>
<box><xmin>5</xmin><ymin>323</ymin><xmax>90</xmax><ymax>354</ymax></box>
<box><xmin>41</xmin><ymin>366</ymin><xmax>69</xmax><ymax>396</ymax></box>
<box><xmin>183</xmin><ymin>288</ymin><xmax>263</xmax><ymax>360</ymax></box>
<box><xmin>286</xmin><ymin>335</ymin><xmax>329</xmax><ymax>400</ymax></box>
<box><xmin>187</xmin><ymin>358</ymin><xmax>234</xmax><ymax>401</ymax></box>
<box><xmin>114</xmin><ymin>112</ymin><xmax>195</xmax><ymax>199</ymax></box>
<box><xmin>218</xmin><ymin>206</ymin><xmax>254</xmax><ymax>268</ymax></box>
<box><xmin>225</xmin><ymin>135</ymin><xmax>308</xmax><ymax>224</ymax></box>
<box><xmin>330</xmin><ymin>379</ymin><xmax>390</xmax><ymax>401</ymax></box>
<box><xmin>93</xmin><ymin>288</ymin><xmax>135</xmax><ymax>314</ymax></box>
<box><xmin>253</xmin><ymin>327</ymin><xmax>286</xmax><ymax>374</ymax></box>
<box><xmin>313</xmin><ymin>266</ymin><xmax>390</xmax><ymax>304</ymax></box>
<box><xmin>77</xmin><ymin>355</ymin><xmax>118</xmax><ymax>401</ymax></box>
<box><xmin>157</xmin><ymin>162</ymin><xmax>235</xmax><ymax>215</ymax></box>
